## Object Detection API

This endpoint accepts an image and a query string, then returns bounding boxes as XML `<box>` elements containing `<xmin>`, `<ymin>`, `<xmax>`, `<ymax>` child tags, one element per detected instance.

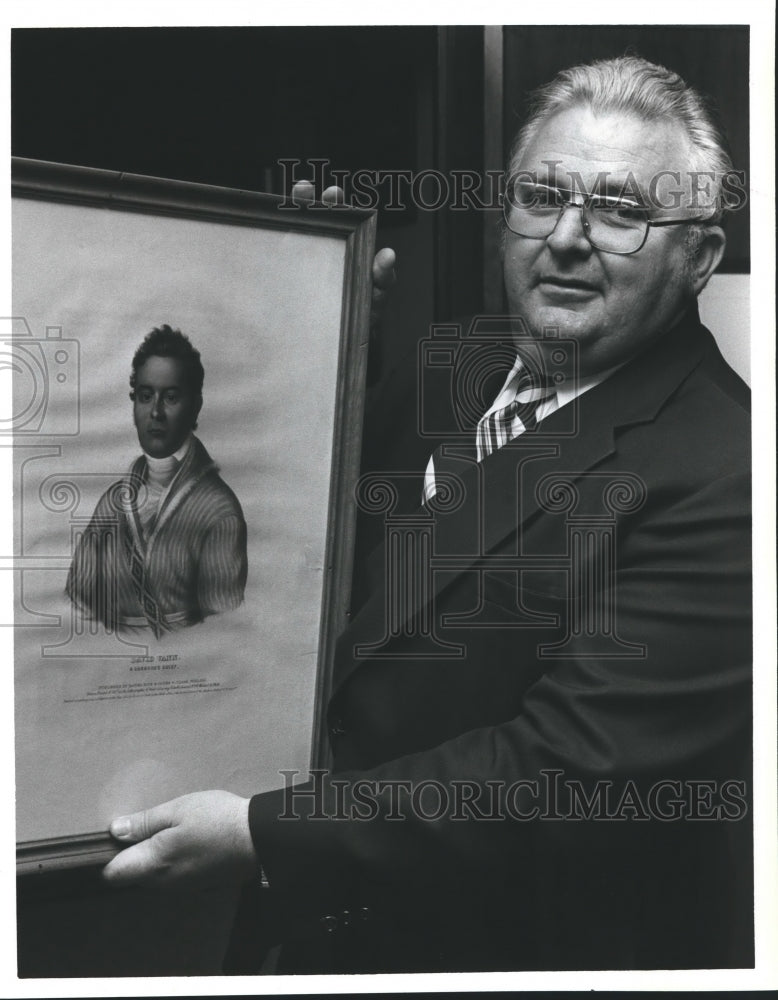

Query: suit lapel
<box><xmin>443</xmin><ymin>308</ymin><xmax>710</xmax><ymax>561</ymax></box>
<box><xmin>336</xmin><ymin>310</ymin><xmax>711</xmax><ymax>691</ymax></box>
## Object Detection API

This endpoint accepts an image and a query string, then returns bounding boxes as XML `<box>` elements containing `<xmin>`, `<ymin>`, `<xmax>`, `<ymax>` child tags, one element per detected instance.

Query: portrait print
<box><xmin>12</xmin><ymin>161</ymin><xmax>374</xmax><ymax>856</ymax></box>
<box><xmin>66</xmin><ymin>325</ymin><xmax>248</xmax><ymax>638</ymax></box>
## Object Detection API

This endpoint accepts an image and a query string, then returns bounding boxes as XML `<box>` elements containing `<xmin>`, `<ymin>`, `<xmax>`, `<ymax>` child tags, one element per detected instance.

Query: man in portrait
<box><xmin>66</xmin><ymin>325</ymin><xmax>247</xmax><ymax>638</ymax></box>
<box><xmin>103</xmin><ymin>55</ymin><xmax>752</xmax><ymax>973</ymax></box>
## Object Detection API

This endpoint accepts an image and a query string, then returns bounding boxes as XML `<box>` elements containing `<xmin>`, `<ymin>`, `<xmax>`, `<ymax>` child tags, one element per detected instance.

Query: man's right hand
<box><xmin>103</xmin><ymin>790</ymin><xmax>256</xmax><ymax>889</ymax></box>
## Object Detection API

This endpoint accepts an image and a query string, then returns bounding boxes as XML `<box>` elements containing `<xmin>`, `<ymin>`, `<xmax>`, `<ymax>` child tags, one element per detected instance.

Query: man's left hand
<box><xmin>102</xmin><ymin>790</ymin><xmax>256</xmax><ymax>888</ymax></box>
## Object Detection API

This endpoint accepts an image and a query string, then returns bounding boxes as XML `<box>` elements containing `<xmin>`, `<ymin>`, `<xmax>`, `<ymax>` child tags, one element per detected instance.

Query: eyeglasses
<box><xmin>502</xmin><ymin>181</ymin><xmax>702</xmax><ymax>255</ymax></box>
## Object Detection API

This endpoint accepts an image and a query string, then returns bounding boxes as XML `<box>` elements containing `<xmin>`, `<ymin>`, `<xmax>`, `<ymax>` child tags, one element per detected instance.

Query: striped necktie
<box><xmin>422</xmin><ymin>362</ymin><xmax>557</xmax><ymax>505</ymax></box>
<box><xmin>475</xmin><ymin>364</ymin><xmax>556</xmax><ymax>462</ymax></box>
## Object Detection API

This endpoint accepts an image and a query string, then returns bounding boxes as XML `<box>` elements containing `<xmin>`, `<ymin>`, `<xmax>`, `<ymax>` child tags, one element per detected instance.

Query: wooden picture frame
<box><xmin>11</xmin><ymin>157</ymin><xmax>376</xmax><ymax>876</ymax></box>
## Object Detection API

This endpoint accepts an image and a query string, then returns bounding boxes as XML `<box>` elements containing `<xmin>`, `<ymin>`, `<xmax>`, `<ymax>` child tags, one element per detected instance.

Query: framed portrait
<box><xmin>11</xmin><ymin>157</ymin><xmax>376</xmax><ymax>873</ymax></box>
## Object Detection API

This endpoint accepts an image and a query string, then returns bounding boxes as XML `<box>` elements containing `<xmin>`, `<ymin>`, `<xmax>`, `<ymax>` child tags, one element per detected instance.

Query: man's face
<box><xmin>503</xmin><ymin>106</ymin><xmax>701</xmax><ymax>376</ymax></box>
<box><xmin>132</xmin><ymin>355</ymin><xmax>201</xmax><ymax>459</ymax></box>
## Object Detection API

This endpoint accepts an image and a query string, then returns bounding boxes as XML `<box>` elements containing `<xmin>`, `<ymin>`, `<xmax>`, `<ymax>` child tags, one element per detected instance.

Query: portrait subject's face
<box><xmin>132</xmin><ymin>355</ymin><xmax>201</xmax><ymax>458</ymax></box>
<box><xmin>502</xmin><ymin>106</ymin><xmax>704</xmax><ymax>376</ymax></box>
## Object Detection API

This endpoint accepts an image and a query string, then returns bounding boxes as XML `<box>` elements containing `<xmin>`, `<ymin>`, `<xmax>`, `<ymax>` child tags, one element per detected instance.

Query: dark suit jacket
<box><xmin>230</xmin><ymin>307</ymin><xmax>752</xmax><ymax>974</ymax></box>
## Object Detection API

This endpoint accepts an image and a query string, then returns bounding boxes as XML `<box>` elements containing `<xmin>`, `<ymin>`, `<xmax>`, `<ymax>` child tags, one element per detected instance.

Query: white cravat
<box><xmin>138</xmin><ymin>436</ymin><xmax>192</xmax><ymax>533</ymax></box>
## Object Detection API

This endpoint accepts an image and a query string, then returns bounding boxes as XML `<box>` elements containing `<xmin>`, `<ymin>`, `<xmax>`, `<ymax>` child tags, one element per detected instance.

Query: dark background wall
<box><xmin>12</xmin><ymin>27</ymin><xmax>430</xmax><ymax>190</ymax></box>
<box><xmin>12</xmin><ymin>26</ymin><xmax>442</xmax><ymax>392</ymax></box>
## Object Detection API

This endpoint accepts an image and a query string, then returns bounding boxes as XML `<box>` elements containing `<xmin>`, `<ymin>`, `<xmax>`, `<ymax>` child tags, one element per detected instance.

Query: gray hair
<box><xmin>507</xmin><ymin>55</ymin><xmax>735</xmax><ymax>222</ymax></box>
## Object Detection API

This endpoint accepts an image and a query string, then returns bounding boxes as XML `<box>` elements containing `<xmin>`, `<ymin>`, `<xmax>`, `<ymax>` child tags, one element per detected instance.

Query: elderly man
<box><xmin>103</xmin><ymin>57</ymin><xmax>751</xmax><ymax>972</ymax></box>
<box><xmin>67</xmin><ymin>325</ymin><xmax>247</xmax><ymax>636</ymax></box>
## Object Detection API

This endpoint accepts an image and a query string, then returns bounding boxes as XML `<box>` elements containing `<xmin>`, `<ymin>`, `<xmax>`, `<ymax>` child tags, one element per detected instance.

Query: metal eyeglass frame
<box><xmin>500</xmin><ymin>182</ymin><xmax>706</xmax><ymax>256</ymax></box>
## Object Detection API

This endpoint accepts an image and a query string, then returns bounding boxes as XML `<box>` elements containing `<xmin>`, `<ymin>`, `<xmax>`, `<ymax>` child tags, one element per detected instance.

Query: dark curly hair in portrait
<box><xmin>129</xmin><ymin>325</ymin><xmax>205</xmax><ymax>417</ymax></box>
